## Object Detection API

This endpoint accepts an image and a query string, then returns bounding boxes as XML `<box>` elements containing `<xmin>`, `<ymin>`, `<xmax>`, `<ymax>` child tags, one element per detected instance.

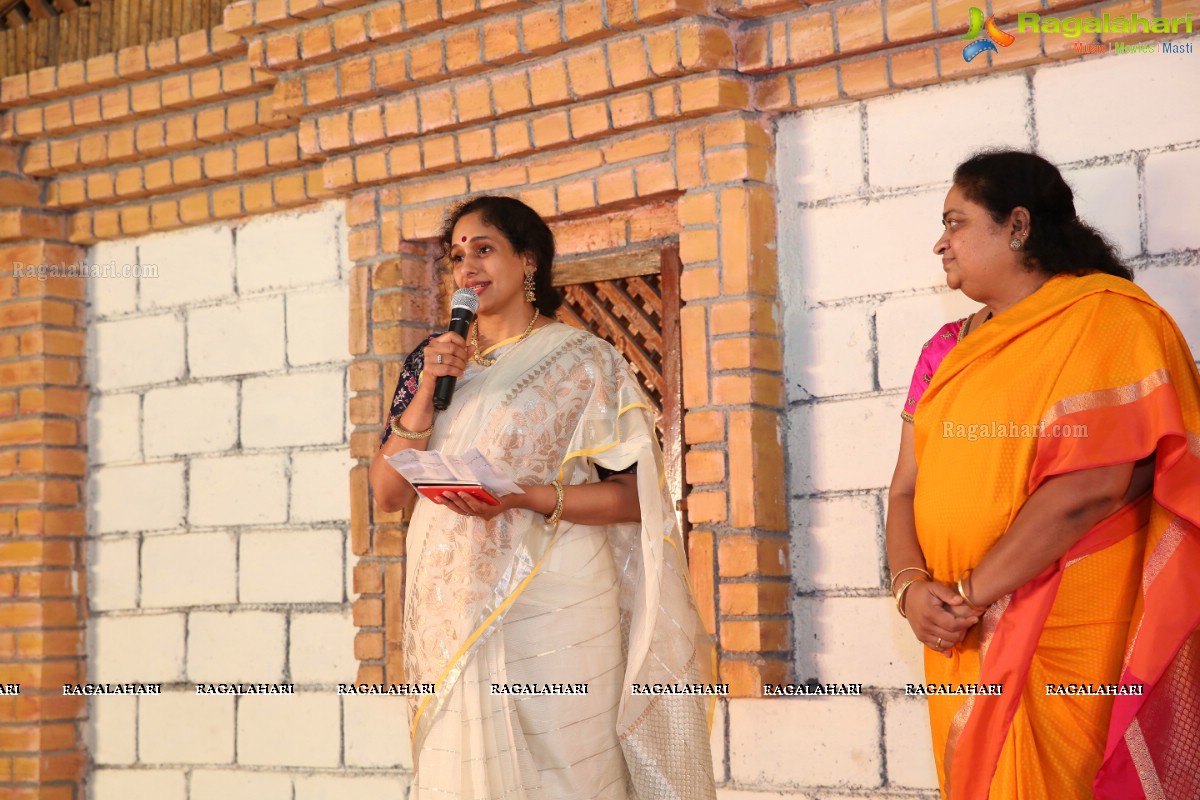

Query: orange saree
<box><xmin>911</xmin><ymin>273</ymin><xmax>1200</xmax><ymax>799</ymax></box>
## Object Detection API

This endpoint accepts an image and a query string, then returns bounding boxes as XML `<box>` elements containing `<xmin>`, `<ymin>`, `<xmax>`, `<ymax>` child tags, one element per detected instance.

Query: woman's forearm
<box><xmin>369</xmin><ymin>384</ymin><xmax>437</xmax><ymax>513</ymax></box>
<box><xmin>886</xmin><ymin>490</ymin><xmax>928</xmax><ymax>578</ymax></box>
<box><xmin>513</xmin><ymin>474</ymin><xmax>641</xmax><ymax>526</ymax></box>
<box><xmin>966</xmin><ymin>463</ymin><xmax>1135</xmax><ymax>607</ymax></box>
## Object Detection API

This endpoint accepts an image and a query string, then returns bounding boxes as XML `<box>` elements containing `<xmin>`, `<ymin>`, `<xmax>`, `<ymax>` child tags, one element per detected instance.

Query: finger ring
<box><xmin>436</xmin><ymin>354</ymin><xmax>443</xmax><ymax>364</ymax></box>
<box><xmin>936</xmin><ymin>636</ymin><xmax>944</xmax><ymax>649</ymax></box>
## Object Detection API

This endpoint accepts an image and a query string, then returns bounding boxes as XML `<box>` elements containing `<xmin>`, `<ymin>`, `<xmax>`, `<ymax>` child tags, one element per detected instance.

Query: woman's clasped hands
<box><xmin>902</xmin><ymin>580</ymin><xmax>980</xmax><ymax>658</ymax></box>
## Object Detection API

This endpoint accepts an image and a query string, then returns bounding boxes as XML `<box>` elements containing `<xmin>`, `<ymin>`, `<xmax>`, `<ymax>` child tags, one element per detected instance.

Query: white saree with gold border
<box><xmin>403</xmin><ymin>322</ymin><xmax>717</xmax><ymax>800</ymax></box>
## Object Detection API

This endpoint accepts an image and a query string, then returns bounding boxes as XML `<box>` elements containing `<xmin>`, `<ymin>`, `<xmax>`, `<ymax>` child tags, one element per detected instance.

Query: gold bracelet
<box><xmin>895</xmin><ymin>577</ymin><xmax>925</xmax><ymax>619</ymax></box>
<box><xmin>957</xmin><ymin>568</ymin><xmax>987</xmax><ymax>613</ymax></box>
<box><xmin>389</xmin><ymin>415</ymin><xmax>434</xmax><ymax>440</ymax></box>
<box><xmin>545</xmin><ymin>479</ymin><xmax>564</xmax><ymax>525</ymax></box>
<box><xmin>890</xmin><ymin>566</ymin><xmax>932</xmax><ymax>596</ymax></box>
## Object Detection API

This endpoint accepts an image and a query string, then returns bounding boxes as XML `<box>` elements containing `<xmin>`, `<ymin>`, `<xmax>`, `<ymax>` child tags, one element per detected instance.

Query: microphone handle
<box><xmin>432</xmin><ymin>311</ymin><xmax>474</xmax><ymax>411</ymax></box>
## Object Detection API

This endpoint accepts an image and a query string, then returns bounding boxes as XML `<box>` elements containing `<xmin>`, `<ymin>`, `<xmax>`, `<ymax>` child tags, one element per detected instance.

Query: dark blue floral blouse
<box><xmin>379</xmin><ymin>331</ymin><xmax>636</xmax><ymax>480</ymax></box>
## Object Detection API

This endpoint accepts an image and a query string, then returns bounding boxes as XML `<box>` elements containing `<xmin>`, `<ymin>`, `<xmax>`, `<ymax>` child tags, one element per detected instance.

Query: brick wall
<box><xmin>0</xmin><ymin>0</ymin><xmax>1197</xmax><ymax>797</ymax></box>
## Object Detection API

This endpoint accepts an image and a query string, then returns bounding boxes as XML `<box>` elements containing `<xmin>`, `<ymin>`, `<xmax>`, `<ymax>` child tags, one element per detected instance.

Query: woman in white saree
<box><xmin>369</xmin><ymin>196</ymin><xmax>717</xmax><ymax>800</ymax></box>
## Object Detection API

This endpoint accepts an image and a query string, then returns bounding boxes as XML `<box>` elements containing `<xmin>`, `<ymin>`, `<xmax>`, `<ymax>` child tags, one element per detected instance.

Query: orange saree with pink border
<box><xmin>912</xmin><ymin>273</ymin><xmax>1200</xmax><ymax>799</ymax></box>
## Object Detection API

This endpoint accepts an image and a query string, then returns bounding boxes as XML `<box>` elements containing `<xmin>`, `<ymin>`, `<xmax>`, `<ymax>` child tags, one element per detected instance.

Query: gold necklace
<box><xmin>470</xmin><ymin>305</ymin><xmax>540</xmax><ymax>366</ymax></box>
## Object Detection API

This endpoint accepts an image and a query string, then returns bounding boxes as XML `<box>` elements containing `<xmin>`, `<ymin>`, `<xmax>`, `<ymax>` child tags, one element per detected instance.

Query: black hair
<box><xmin>953</xmin><ymin>150</ymin><xmax>1133</xmax><ymax>281</ymax></box>
<box><xmin>438</xmin><ymin>196</ymin><xmax>563</xmax><ymax>316</ymax></box>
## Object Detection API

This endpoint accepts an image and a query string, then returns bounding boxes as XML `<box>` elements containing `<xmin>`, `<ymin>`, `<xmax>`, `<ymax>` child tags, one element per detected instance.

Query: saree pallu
<box><xmin>402</xmin><ymin>322</ymin><xmax>717</xmax><ymax>800</ymax></box>
<box><xmin>912</xmin><ymin>273</ymin><xmax>1200</xmax><ymax>800</ymax></box>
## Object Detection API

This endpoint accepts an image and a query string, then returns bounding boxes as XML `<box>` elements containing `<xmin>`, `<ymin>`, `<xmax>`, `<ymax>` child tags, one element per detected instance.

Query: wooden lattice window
<box><xmin>554</xmin><ymin>247</ymin><xmax>687</xmax><ymax>528</ymax></box>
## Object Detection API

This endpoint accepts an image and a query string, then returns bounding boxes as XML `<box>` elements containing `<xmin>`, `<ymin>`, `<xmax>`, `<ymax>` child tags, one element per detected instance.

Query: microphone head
<box><xmin>451</xmin><ymin>287</ymin><xmax>480</xmax><ymax>315</ymax></box>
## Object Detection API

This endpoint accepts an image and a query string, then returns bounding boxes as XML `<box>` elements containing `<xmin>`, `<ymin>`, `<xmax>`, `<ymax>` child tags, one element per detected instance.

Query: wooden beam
<box><xmin>26</xmin><ymin>0</ymin><xmax>57</xmax><ymax>21</ymax></box>
<box><xmin>53</xmin><ymin>0</ymin><xmax>81</xmax><ymax>12</ymax></box>
<box><xmin>552</xmin><ymin>248</ymin><xmax>663</xmax><ymax>288</ymax></box>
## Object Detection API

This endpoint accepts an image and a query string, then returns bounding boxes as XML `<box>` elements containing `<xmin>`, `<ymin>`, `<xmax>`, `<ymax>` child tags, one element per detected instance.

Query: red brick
<box><xmin>446</xmin><ymin>27</ymin><xmax>482</xmax><ymax>72</ymax></box>
<box><xmin>522</xmin><ymin>6</ymin><xmax>563</xmax><ymax>54</ymax></box>
<box><xmin>566</xmin><ymin>48</ymin><xmax>610</xmax><ymax>97</ymax></box>
<box><xmin>302</xmin><ymin>24</ymin><xmax>334</xmax><ymax>61</ymax></box>
<box><xmin>492</xmin><ymin>72</ymin><xmax>532</xmax><ymax>116</ymax></box>
<box><xmin>483</xmin><ymin>18</ymin><xmax>522</xmax><ymax>64</ymax></box>
<box><xmin>409</xmin><ymin>39</ymin><xmax>445</xmax><ymax>82</ymax></box>
<box><xmin>564</xmin><ymin>0</ymin><xmax>605</xmax><ymax>42</ymax></box>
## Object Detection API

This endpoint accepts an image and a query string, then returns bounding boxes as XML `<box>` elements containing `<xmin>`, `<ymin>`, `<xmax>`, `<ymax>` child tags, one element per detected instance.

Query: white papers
<box><xmin>385</xmin><ymin>448</ymin><xmax>525</xmax><ymax>497</ymax></box>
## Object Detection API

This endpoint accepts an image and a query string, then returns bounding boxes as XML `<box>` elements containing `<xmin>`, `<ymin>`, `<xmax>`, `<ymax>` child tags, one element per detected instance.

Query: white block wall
<box><xmin>84</xmin><ymin>204</ymin><xmax>413</xmax><ymax>797</ymax></box>
<box><xmin>718</xmin><ymin>41</ymin><xmax>1200</xmax><ymax>798</ymax></box>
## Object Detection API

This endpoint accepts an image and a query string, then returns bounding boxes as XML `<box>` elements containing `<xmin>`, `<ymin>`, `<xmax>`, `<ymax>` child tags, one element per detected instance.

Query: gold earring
<box><xmin>524</xmin><ymin>272</ymin><xmax>536</xmax><ymax>303</ymax></box>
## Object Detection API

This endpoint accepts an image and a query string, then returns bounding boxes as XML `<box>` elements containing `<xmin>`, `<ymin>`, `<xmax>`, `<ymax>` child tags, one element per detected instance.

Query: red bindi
<box><xmin>461</xmin><ymin>236</ymin><xmax>467</xmax><ymax>242</ymax></box>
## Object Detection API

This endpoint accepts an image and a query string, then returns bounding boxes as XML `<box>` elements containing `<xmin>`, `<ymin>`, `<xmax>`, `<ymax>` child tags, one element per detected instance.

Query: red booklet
<box><xmin>413</xmin><ymin>482</ymin><xmax>500</xmax><ymax>506</ymax></box>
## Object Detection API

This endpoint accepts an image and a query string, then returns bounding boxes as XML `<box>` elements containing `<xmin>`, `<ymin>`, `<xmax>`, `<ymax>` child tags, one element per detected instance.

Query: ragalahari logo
<box><xmin>962</xmin><ymin>7</ymin><xmax>1016</xmax><ymax>62</ymax></box>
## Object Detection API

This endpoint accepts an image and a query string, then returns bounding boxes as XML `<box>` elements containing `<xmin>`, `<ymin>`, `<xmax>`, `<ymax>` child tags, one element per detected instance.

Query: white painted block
<box><xmin>90</xmin><ymin>613</ymin><xmax>185</xmax><ymax>683</ymax></box>
<box><xmin>1145</xmin><ymin>146</ymin><xmax>1200</xmax><ymax>254</ymax></box>
<box><xmin>240</xmin><ymin>529</ymin><xmax>344</xmax><ymax>605</ymax></box>
<box><xmin>90</xmin><ymin>462</ymin><xmax>185</xmax><ymax>534</ymax></box>
<box><xmin>728</xmin><ymin>698</ymin><xmax>882</xmax><ymax>788</ymax></box>
<box><xmin>787</xmin><ymin>394</ymin><xmax>899</xmax><ymax>495</ymax></box>
<box><xmin>190</xmin><ymin>770</ymin><xmax>293</xmax><ymax>800</ymax></box>
<box><xmin>1137</xmin><ymin>265</ymin><xmax>1200</xmax><ymax>351</ymax></box>
<box><xmin>343</xmin><ymin>692</ymin><xmax>412</xmax><ymax>768</ymax></box>
<box><xmin>1063</xmin><ymin>161</ymin><xmax>1142</xmax><ymax>260</ymax></box>
<box><xmin>792</xmin><ymin>596</ymin><xmax>925</xmax><ymax>688</ymax></box>
<box><xmin>1035</xmin><ymin>43</ymin><xmax>1200</xmax><ymax>162</ymax></box>
<box><xmin>90</xmin><ymin>313</ymin><xmax>185</xmax><ymax>390</ymax></box>
<box><xmin>776</xmin><ymin>104</ymin><xmax>864</xmax><ymax>203</ymax></box>
<box><xmin>236</xmin><ymin>205</ymin><xmax>343</xmax><ymax>293</ymax></box>
<box><xmin>287</xmin><ymin>284</ymin><xmax>351</xmax><ymax>367</ymax></box>
<box><xmin>137</xmin><ymin>225</ymin><xmax>236</xmax><ymax>310</ymax></box>
<box><xmin>188</xmin><ymin>454</ymin><xmax>289</xmax><ymax>527</ymax></box>
<box><xmin>237</xmin><ymin>693</ymin><xmax>340</xmax><ymax>767</ymax></box>
<box><xmin>90</xmin><ymin>769</ymin><xmax>186</xmax><ymax>800</ymax></box>
<box><xmin>84</xmin><ymin>694</ymin><xmax>137</xmax><ymax>765</ymax></box>
<box><xmin>187</xmin><ymin>611</ymin><xmax>287</xmax><ymax>683</ymax></box>
<box><xmin>875</xmin><ymin>292</ymin><xmax>978</xmax><ymax>391</ymax></box>
<box><xmin>294</xmin><ymin>775</ymin><xmax>411</xmax><ymax>800</ymax></box>
<box><xmin>780</xmin><ymin>302</ymin><xmax>874</xmax><ymax>399</ymax></box>
<box><xmin>143</xmin><ymin>381</ymin><xmax>238</xmax><ymax>457</ymax></box>
<box><xmin>87</xmin><ymin>239</ymin><xmax>139</xmax><ymax>318</ymax></box>
<box><xmin>88</xmin><ymin>392</ymin><xmax>141</xmax><ymax>465</ymax></box>
<box><xmin>138</xmin><ymin>690</ymin><xmax>235</xmax><ymax>764</ymax></box>
<box><xmin>290</xmin><ymin>449</ymin><xmax>355</xmax><ymax>523</ymax></box>
<box><xmin>289</xmin><ymin>610</ymin><xmax>358</xmax><ymax>684</ymax></box>
<box><xmin>791</xmin><ymin>495</ymin><xmax>883</xmax><ymax>592</ymax></box>
<box><xmin>866</xmin><ymin>75</ymin><xmax>1030</xmax><ymax>190</ymax></box>
<box><xmin>141</xmin><ymin>532</ymin><xmax>237</xmax><ymax>608</ymax></box>
<box><xmin>88</xmin><ymin>537</ymin><xmax>139</xmax><ymax>611</ymax></box>
<box><xmin>241</xmin><ymin>371</ymin><xmax>345</xmax><ymax>449</ymax></box>
<box><xmin>780</xmin><ymin>191</ymin><xmax>948</xmax><ymax>306</ymax></box>
<box><xmin>884</xmin><ymin>694</ymin><xmax>938</xmax><ymax>789</ymax></box>
<box><xmin>187</xmin><ymin>296</ymin><xmax>286</xmax><ymax>378</ymax></box>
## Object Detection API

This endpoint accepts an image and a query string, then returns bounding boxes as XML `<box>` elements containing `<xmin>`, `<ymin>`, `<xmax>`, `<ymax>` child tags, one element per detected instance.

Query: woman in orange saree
<box><xmin>886</xmin><ymin>150</ymin><xmax>1200</xmax><ymax>799</ymax></box>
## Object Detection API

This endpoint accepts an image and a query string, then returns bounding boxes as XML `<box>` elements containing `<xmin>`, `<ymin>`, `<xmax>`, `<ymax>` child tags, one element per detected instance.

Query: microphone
<box><xmin>433</xmin><ymin>288</ymin><xmax>480</xmax><ymax>411</ymax></box>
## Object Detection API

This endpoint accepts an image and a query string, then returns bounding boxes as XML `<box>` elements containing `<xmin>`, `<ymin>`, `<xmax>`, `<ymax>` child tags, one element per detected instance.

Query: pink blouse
<box><xmin>901</xmin><ymin>318</ymin><xmax>967</xmax><ymax>422</ymax></box>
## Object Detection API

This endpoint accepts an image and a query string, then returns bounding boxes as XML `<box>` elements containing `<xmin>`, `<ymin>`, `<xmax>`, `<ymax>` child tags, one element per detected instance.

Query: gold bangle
<box><xmin>890</xmin><ymin>566</ymin><xmax>932</xmax><ymax>596</ymax></box>
<box><xmin>957</xmin><ymin>568</ymin><xmax>987</xmax><ymax>612</ymax></box>
<box><xmin>545</xmin><ymin>479</ymin><xmax>564</xmax><ymax>525</ymax></box>
<box><xmin>389</xmin><ymin>415</ymin><xmax>434</xmax><ymax>440</ymax></box>
<box><xmin>895</xmin><ymin>577</ymin><xmax>924</xmax><ymax>619</ymax></box>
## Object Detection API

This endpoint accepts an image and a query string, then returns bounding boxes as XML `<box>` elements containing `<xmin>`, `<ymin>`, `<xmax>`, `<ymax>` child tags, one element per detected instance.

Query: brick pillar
<box><xmin>677</xmin><ymin>116</ymin><xmax>792</xmax><ymax>696</ymax></box>
<box><xmin>347</xmin><ymin>188</ymin><xmax>444</xmax><ymax>686</ymax></box>
<box><xmin>0</xmin><ymin>144</ymin><xmax>89</xmax><ymax>799</ymax></box>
